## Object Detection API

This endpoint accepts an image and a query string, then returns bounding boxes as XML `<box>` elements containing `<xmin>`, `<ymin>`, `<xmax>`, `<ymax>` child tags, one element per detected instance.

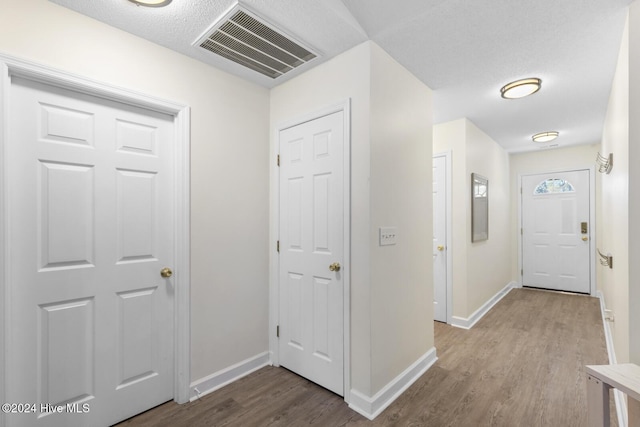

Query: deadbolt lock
<box><xmin>329</xmin><ymin>262</ymin><xmax>341</xmax><ymax>272</ymax></box>
<box><xmin>581</xmin><ymin>222</ymin><xmax>588</xmax><ymax>234</ymax></box>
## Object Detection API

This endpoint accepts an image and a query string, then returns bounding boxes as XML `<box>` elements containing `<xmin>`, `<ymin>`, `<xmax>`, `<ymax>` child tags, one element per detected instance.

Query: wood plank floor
<box><xmin>116</xmin><ymin>288</ymin><xmax>616</xmax><ymax>426</ymax></box>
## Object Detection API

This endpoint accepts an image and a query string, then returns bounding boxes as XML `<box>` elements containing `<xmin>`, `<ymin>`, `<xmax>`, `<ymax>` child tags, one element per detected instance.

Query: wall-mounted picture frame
<box><xmin>471</xmin><ymin>173</ymin><xmax>488</xmax><ymax>242</ymax></box>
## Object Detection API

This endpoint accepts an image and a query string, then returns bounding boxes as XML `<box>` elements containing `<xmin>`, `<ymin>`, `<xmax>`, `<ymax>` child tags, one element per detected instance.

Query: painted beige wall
<box><xmin>465</xmin><ymin>121</ymin><xmax>512</xmax><ymax>315</ymax></box>
<box><xmin>599</xmin><ymin>11</ymin><xmax>630</xmax><ymax>364</ymax></box>
<box><xmin>369</xmin><ymin>43</ymin><xmax>433</xmax><ymax>393</ymax></box>
<box><xmin>271</xmin><ymin>41</ymin><xmax>434</xmax><ymax>397</ymax></box>
<box><xmin>0</xmin><ymin>0</ymin><xmax>271</xmax><ymax>384</ymax></box>
<box><xmin>628</xmin><ymin>1</ymin><xmax>640</xmax><ymax>365</ymax></box>
<box><xmin>433</xmin><ymin>119</ymin><xmax>511</xmax><ymax>319</ymax></box>
<box><xmin>509</xmin><ymin>144</ymin><xmax>600</xmax><ymax>283</ymax></box>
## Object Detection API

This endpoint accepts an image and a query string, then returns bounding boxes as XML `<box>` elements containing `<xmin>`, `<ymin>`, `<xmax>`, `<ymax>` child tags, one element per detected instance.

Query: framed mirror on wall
<box><xmin>471</xmin><ymin>173</ymin><xmax>488</xmax><ymax>242</ymax></box>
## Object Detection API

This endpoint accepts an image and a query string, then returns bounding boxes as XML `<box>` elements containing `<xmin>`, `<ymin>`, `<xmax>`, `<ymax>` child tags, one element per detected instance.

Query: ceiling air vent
<box><xmin>195</xmin><ymin>5</ymin><xmax>318</xmax><ymax>79</ymax></box>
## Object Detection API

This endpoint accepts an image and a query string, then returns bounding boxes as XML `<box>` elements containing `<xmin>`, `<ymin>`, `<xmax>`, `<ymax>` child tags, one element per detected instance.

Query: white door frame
<box><xmin>0</xmin><ymin>55</ymin><xmax>192</xmax><ymax>425</ymax></box>
<box><xmin>518</xmin><ymin>167</ymin><xmax>596</xmax><ymax>296</ymax></box>
<box><xmin>269</xmin><ymin>99</ymin><xmax>351</xmax><ymax>402</ymax></box>
<box><xmin>433</xmin><ymin>151</ymin><xmax>453</xmax><ymax>324</ymax></box>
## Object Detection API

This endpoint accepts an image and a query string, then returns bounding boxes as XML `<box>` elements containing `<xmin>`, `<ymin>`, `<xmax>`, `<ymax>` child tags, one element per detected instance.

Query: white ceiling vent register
<box><xmin>194</xmin><ymin>5</ymin><xmax>318</xmax><ymax>79</ymax></box>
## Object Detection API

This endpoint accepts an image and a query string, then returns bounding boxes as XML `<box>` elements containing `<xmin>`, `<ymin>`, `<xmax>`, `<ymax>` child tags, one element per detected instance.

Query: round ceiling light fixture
<box><xmin>128</xmin><ymin>0</ymin><xmax>172</xmax><ymax>7</ymax></box>
<box><xmin>500</xmin><ymin>77</ymin><xmax>542</xmax><ymax>99</ymax></box>
<box><xmin>532</xmin><ymin>131</ymin><xmax>559</xmax><ymax>143</ymax></box>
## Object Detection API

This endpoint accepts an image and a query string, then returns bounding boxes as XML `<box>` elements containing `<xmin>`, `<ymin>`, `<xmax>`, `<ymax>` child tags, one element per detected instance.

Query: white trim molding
<box><xmin>451</xmin><ymin>282</ymin><xmax>517</xmax><ymax>329</ymax></box>
<box><xmin>189</xmin><ymin>352</ymin><xmax>270</xmax><ymax>402</ymax></box>
<box><xmin>269</xmin><ymin>99</ymin><xmax>352</xmax><ymax>402</ymax></box>
<box><xmin>349</xmin><ymin>348</ymin><xmax>437</xmax><ymax>420</ymax></box>
<box><xmin>597</xmin><ymin>291</ymin><xmax>626</xmax><ymax>427</ymax></box>
<box><xmin>0</xmin><ymin>54</ymin><xmax>192</xmax><ymax>418</ymax></box>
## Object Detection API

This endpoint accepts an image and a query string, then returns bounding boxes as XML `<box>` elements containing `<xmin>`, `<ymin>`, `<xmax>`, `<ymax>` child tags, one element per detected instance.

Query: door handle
<box><xmin>160</xmin><ymin>267</ymin><xmax>173</xmax><ymax>278</ymax></box>
<box><xmin>582</xmin><ymin>236</ymin><xmax>589</xmax><ymax>242</ymax></box>
<box><xmin>437</xmin><ymin>245</ymin><xmax>445</xmax><ymax>251</ymax></box>
<box><xmin>329</xmin><ymin>262</ymin><xmax>341</xmax><ymax>272</ymax></box>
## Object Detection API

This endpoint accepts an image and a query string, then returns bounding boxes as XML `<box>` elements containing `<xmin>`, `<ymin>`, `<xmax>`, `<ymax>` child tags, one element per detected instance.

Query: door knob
<box><xmin>437</xmin><ymin>245</ymin><xmax>445</xmax><ymax>251</ymax></box>
<box><xmin>329</xmin><ymin>262</ymin><xmax>341</xmax><ymax>272</ymax></box>
<box><xmin>160</xmin><ymin>267</ymin><xmax>173</xmax><ymax>278</ymax></box>
<box><xmin>582</xmin><ymin>236</ymin><xmax>589</xmax><ymax>242</ymax></box>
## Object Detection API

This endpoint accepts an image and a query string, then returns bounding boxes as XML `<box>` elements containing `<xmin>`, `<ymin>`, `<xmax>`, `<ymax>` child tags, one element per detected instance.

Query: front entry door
<box><xmin>522</xmin><ymin>170</ymin><xmax>591</xmax><ymax>294</ymax></box>
<box><xmin>433</xmin><ymin>155</ymin><xmax>447</xmax><ymax>322</ymax></box>
<box><xmin>278</xmin><ymin>111</ymin><xmax>344</xmax><ymax>395</ymax></box>
<box><xmin>6</xmin><ymin>77</ymin><xmax>175</xmax><ymax>426</ymax></box>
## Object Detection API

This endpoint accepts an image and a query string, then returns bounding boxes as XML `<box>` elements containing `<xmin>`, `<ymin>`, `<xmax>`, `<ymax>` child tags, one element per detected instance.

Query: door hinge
<box><xmin>520</xmin><ymin>187</ymin><xmax>523</xmax><ymax>194</ymax></box>
<box><xmin>521</xmin><ymin>228</ymin><xmax>523</xmax><ymax>235</ymax></box>
<box><xmin>521</xmin><ymin>269</ymin><xmax>523</xmax><ymax>276</ymax></box>
<box><xmin>277</xmin><ymin>154</ymin><xmax>280</xmax><ymax>167</ymax></box>
<box><xmin>276</xmin><ymin>325</ymin><xmax>280</xmax><ymax>338</ymax></box>
<box><xmin>277</xmin><ymin>240</ymin><xmax>280</xmax><ymax>253</ymax></box>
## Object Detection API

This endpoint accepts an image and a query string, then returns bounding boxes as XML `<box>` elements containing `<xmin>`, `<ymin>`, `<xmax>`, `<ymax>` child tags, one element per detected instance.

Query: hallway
<box><xmin>118</xmin><ymin>288</ymin><xmax>613</xmax><ymax>426</ymax></box>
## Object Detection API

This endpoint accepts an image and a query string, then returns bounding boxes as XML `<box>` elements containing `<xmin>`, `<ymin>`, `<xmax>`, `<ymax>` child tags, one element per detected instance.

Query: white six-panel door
<box><xmin>6</xmin><ymin>77</ymin><xmax>175</xmax><ymax>426</ymax></box>
<box><xmin>522</xmin><ymin>170</ymin><xmax>591</xmax><ymax>294</ymax></box>
<box><xmin>278</xmin><ymin>111</ymin><xmax>344</xmax><ymax>396</ymax></box>
<box><xmin>433</xmin><ymin>155</ymin><xmax>447</xmax><ymax>322</ymax></box>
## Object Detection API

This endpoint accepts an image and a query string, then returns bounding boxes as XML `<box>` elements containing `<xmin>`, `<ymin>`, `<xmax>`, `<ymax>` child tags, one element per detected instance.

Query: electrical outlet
<box><xmin>379</xmin><ymin>227</ymin><xmax>397</xmax><ymax>246</ymax></box>
<box><xmin>604</xmin><ymin>309</ymin><xmax>615</xmax><ymax>322</ymax></box>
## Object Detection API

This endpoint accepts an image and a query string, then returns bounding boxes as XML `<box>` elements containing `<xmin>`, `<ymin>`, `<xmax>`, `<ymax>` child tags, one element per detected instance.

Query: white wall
<box><xmin>433</xmin><ymin>119</ymin><xmax>511</xmax><ymax>319</ymax></box>
<box><xmin>271</xmin><ymin>41</ymin><xmax>434</xmax><ymax>398</ymax></box>
<box><xmin>369</xmin><ymin>43</ymin><xmax>433</xmax><ymax>393</ymax></box>
<box><xmin>628</xmin><ymin>1</ymin><xmax>640</xmax><ymax>365</ymax></box>
<box><xmin>0</xmin><ymin>0</ymin><xmax>271</xmax><ymax>385</ymax></box>
<box><xmin>599</xmin><ymin>11</ymin><xmax>630</xmax><ymax>364</ymax></box>
<box><xmin>465</xmin><ymin>121</ymin><xmax>511</xmax><ymax>314</ymax></box>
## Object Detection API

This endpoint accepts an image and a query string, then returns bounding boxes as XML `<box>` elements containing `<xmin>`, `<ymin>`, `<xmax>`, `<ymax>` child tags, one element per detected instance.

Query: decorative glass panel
<box><xmin>533</xmin><ymin>178</ymin><xmax>575</xmax><ymax>194</ymax></box>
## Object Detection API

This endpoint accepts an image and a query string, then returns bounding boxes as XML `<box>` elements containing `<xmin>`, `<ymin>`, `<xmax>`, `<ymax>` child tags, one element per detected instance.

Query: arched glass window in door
<box><xmin>533</xmin><ymin>178</ymin><xmax>575</xmax><ymax>194</ymax></box>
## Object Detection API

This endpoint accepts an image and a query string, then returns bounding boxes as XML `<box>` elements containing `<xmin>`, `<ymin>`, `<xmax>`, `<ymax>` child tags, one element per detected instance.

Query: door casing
<box><xmin>269</xmin><ymin>100</ymin><xmax>351</xmax><ymax>402</ymax></box>
<box><xmin>517</xmin><ymin>167</ymin><xmax>596</xmax><ymax>296</ymax></box>
<box><xmin>0</xmin><ymin>54</ymin><xmax>192</xmax><ymax>427</ymax></box>
<box><xmin>433</xmin><ymin>151</ymin><xmax>453</xmax><ymax>324</ymax></box>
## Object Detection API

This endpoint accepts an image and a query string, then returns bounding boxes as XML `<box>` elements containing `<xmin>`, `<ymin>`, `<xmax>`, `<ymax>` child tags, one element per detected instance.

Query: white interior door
<box><xmin>522</xmin><ymin>170</ymin><xmax>591</xmax><ymax>294</ymax></box>
<box><xmin>433</xmin><ymin>155</ymin><xmax>447</xmax><ymax>322</ymax></box>
<box><xmin>278</xmin><ymin>111</ymin><xmax>344</xmax><ymax>396</ymax></box>
<box><xmin>6</xmin><ymin>77</ymin><xmax>175</xmax><ymax>426</ymax></box>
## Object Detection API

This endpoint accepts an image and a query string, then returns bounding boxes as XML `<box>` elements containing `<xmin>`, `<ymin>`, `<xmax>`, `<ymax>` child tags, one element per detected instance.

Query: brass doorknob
<box><xmin>437</xmin><ymin>245</ymin><xmax>445</xmax><ymax>251</ymax></box>
<box><xmin>582</xmin><ymin>236</ymin><xmax>589</xmax><ymax>242</ymax></box>
<box><xmin>329</xmin><ymin>262</ymin><xmax>341</xmax><ymax>272</ymax></box>
<box><xmin>160</xmin><ymin>267</ymin><xmax>173</xmax><ymax>278</ymax></box>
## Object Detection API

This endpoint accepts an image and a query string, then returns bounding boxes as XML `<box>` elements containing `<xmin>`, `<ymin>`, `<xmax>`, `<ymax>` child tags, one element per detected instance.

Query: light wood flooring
<box><xmin>117</xmin><ymin>288</ymin><xmax>616</xmax><ymax>426</ymax></box>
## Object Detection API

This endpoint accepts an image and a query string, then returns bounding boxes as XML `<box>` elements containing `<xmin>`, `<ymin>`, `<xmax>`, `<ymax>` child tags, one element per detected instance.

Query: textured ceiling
<box><xmin>50</xmin><ymin>0</ymin><xmax>632</xmax><ymax>153</ymax></box>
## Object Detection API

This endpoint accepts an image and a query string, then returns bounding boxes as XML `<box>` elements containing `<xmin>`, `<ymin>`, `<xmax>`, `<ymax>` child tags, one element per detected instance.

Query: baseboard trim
<box><xmin>189</xmin><ymin>352</ymin><xmax>270</xmax><ymax>402</ymax></box>
<box><xmin>348</xmin><ymin>347</ymin><xmax>437</xmax><ymax>420</ymax></box>
<box><xmin>596</xmin><ymin>291</ymin><xmax>627</xmax><ymax>427</ymax></box>
<box><xmin>451</xmin><ymin>281</ymin><xmax>517</xmax><ymax>330</ymax></box>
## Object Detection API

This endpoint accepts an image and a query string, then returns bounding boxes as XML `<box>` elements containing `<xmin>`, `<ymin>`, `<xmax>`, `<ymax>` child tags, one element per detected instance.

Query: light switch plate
<box><xmin>379</xmin><ymin>227</ymin><xmax>397</xmax><ymax>246</ymax></box>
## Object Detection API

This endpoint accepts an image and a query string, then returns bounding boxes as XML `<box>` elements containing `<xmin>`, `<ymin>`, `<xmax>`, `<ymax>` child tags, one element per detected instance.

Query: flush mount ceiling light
<box><xmin>128</xmin><ymin>0</ymin><xmax>172</xmax><ymax>7</ymax></box>
<box><xmin>532</xmin><ymin>131</ymin><xmax>559</xmax><ymax>143</ymax></box>
<box><xmin>500</xmin><ymin>78</ymin><xmax>542</xmax><ymax>99</ymax></box>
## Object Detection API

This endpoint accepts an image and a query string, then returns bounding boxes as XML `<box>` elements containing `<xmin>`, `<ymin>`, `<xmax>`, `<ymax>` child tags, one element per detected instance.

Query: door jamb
<box><xmin>269</xmin><ymin>99</ymin><xmax>351</xmax><ymax>402</ymax></box>
<box><xmin>518</xmin><ymin>167</ymin><xmax>596</xmax><ymax>296</ymax></box>
<box><xmin>433</xmin><ymin>151</ymin><xmax>453</xmax><ymax>324</ymax></box>
<box><xmin>0</xmin><ymin>55</ymin><xmax>192</xmax><ymax>424</ymax></box>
